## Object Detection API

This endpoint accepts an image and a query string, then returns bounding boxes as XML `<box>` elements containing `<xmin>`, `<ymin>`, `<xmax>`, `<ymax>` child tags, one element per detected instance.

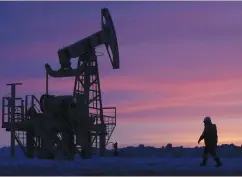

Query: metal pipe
<box><xmin>46</xmin><ymin>71</ymin><xmax>48</xmax><ymax>95</ymax></box>
<box><xmin>2</xmin><ymin>98</ymin><xmax>4</xmax><ymax>126</ymax></box>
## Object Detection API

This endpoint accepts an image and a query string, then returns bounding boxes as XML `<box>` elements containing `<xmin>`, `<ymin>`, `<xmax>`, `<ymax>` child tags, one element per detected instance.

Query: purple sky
<box><xmin>1</xmin><ymin>1</ymin><xmax>242</xmax><ymax>148</ymax></box>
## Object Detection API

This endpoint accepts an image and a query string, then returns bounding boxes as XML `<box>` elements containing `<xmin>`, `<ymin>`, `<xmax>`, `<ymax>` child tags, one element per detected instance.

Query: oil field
<box><xmin>1</xmin><ymin>1</ymin><xmax>242</xmax><ymax>176</ymax></box>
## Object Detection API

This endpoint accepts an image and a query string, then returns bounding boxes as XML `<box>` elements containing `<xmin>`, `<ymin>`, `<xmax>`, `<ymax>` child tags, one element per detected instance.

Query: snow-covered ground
<box><xmin>0</xmin><ymin>145</ymin><xmax>242</xmax><ymax>175</ymax></box>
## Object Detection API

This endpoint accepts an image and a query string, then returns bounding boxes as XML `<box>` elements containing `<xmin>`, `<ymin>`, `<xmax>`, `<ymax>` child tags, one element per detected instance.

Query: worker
<box><xmin>113</xmin><ymin>142</ymin><xmax>118</xmax><ymax>156</ymax></box>
<box><xmin>198</xmin><ymin>116</ymin><xmax>222</xmax><ymax>167</ymax></box>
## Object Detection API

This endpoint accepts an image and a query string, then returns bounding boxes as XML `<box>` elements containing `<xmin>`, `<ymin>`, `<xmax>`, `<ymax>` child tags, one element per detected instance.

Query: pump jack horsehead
<box><xmin>2</xmin><ymin>8</ymin><xmax>120</xmax><ymax>160</ymax></box>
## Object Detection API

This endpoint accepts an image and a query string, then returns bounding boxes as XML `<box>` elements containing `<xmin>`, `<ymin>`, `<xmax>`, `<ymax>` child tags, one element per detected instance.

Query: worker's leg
<box><xmin>209</xmin><ymin>147</ymin><xmax>222</xmax><ymax>167</ymax></box>
<box><xmin>200</xmin><ymin>146</ymin><xmax>209</xmax><ymax>166</ymax></box>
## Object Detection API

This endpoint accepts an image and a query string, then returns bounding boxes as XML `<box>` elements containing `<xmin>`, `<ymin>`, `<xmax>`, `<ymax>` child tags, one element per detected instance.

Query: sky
<box><xmin>1</xmin><ymin>1</ymin><xmax>242</xmax><ymax>148</ymax></box>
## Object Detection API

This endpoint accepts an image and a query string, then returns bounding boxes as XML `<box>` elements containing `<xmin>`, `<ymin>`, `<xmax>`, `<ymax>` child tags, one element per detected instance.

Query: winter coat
<box><xmin>199</xmin><ymin>123</ymin><xmax>218</xmax><ymax>147</ymax></box>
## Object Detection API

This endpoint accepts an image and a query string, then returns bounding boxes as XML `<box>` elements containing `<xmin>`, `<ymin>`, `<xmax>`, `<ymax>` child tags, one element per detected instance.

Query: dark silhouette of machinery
<box><xmin>1</xmin><ymin>8</ymin><xmax>119</xmax><ymax>160</ymax></box>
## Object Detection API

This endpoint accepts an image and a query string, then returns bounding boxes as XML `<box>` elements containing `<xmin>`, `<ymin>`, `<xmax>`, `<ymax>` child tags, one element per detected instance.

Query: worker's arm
<box><xmin>198</xmin><ymin>127</ymin><xmax>207</xmax><ymax>144</ymax></box>
<box><xmin>198</xmin><ymin>132</ymin><xmax>204</xmax><ymax>144</ymax></box>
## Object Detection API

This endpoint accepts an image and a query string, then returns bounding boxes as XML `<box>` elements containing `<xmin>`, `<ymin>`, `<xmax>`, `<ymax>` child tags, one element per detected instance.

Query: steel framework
<box><xmin>1</xmin><ymin>8</ymin><xmax>119</xmax><ymax>160</ymax></box>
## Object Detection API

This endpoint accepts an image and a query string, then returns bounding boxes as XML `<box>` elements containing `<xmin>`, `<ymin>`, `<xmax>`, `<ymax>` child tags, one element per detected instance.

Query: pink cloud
<box><xmin>1</xmin><ymin>65</ymin><xmax>242</xmax><ymax>126</ymax></box>
<box><xmin>2</xmin><ymin>72</ymin><xmax>242</xmax><ymax>107</ymax></box>
<box><xmin>1</xmin><ymin>75</ymin><xmax>242</xmax><ymax>147</ymax></box>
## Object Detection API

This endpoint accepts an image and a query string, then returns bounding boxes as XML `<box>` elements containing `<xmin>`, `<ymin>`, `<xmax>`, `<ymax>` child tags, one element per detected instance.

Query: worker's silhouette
<box><xmin>113</xmin><ymin>142</ymin><xmax>118</xmax><ymax>156</ymax></box>
<box><xmin>198</xmin><ymin>116</ymin><xmax>222</xmax><ymax>167</ymax></box>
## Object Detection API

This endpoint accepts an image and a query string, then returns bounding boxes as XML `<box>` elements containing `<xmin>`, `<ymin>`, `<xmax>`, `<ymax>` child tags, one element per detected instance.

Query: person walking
<box><xmin>198</xmin><ymin>116</ymin><xmax>222</xmax><ymax>167</ymax></box>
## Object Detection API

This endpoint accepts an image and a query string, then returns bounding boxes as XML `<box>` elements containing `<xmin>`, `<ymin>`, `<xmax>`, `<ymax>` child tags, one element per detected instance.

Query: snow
<box><xmin>0</xmin><ymin>145</ymin><xmax>242</xmax><ymax>175</ymax></box>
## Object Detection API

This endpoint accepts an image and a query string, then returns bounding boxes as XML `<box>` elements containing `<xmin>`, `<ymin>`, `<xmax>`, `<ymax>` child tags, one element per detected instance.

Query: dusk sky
<box><xmin>1</xmin><ymin>1</ymin><xmax>242</xmax><ymax>148</ymax></box>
